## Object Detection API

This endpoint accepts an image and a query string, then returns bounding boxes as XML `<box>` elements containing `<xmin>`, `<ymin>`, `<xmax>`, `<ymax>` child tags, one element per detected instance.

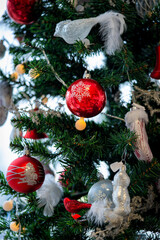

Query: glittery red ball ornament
<box><xmin>7</xmin><ymin>0</ymin><xmax>40</xmax><ymax>25</ymax></box>
<box><xmin>66</xmin><ymin>78</ymin><xmax>106</xmax><ymax>118</ymax></box>
<box><xmin>6</xmin><ymin>155</ymin><xmax>45</xmax><ymax>194</ymax></box>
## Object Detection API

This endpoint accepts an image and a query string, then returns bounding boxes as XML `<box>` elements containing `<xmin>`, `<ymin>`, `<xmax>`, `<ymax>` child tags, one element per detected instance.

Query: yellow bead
<box><xmin>10</xmin><ymin>221</ymin><xmax>19</xmax><ymax>232</ymax></box>
<box><xmin>3</xmin><ymin>200</ymin><xmax>13</xmax><ymax>211</ymax></box>
<box><xmin>75</xmin><ymin>117</ymin><xmax>86</xmax><ymax>131</ymax></box>
<box><xmin>15</xmin><ymin>64</ymin><xmax>25</xmax><ymax>75</ymax></box>
<box><xmin>42</xmin><ymin>97</ymin><xmax>48</xmax><ymax>104</ymax></box>
<box><xmin>29</xmin><ymin>68</ymin><xmax>40</xmax><ymax>79</ymax></box>
<box><xmin>10</xmin><ymin>72</ymin><xmax>19</xmax><ymax>81</ymax></box>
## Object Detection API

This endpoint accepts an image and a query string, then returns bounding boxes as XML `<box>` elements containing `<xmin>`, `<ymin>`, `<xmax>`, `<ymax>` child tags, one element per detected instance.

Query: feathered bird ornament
<box><xmin>54</xmin><ymin>11</ymin><xmax>126</xmax><ymax>55</ymax></box>
<box><xmin>64</xmin><ymin>197</ymin><xmax>91</xmax><ymax>219</ymax></box>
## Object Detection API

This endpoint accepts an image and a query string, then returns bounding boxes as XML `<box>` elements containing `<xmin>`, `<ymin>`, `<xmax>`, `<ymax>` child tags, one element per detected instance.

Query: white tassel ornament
<box><xmin>36</xmin><ymin>165</ymin><xmax>63</xmax><ymax>217</ymax></box>
<box><xmin>125</xmin><ymin>103</ymin><xmax>153</xmax><ymax>162</ymax></box>
<box><xmin>54</xmin><ymin>11</ymin><xmax>126</xmax><ymax>55</ymax></box>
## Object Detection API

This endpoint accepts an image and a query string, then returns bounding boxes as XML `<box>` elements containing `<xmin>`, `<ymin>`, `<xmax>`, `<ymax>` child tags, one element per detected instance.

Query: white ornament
<box><xmin>125</xmin><ymin>103</ymin><xmax>153</xmax><ymax>162</ymax></box>
<box><xmin>36</xmin><ymin>165</ymin><xmax>63</xmax><ymax>217</ymax></box>
<box><xmin>110</xmin><ymin>161</ymin><xmax>123</xmax><ymax>172</ymax></box>
<box><xmin>54</xmin><ymin>10</ymin><xmax>126</xmax><ymax>55</ymax></box>
<box><xmin>112</xmin><ymin>164</ymin><xmax>131</xmax><ymax>216</ymax></box>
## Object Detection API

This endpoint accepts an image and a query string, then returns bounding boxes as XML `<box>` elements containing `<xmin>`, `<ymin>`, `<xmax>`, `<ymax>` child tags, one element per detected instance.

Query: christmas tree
<box><xmin>0</xmin><ymin>0</ymin><xmax>160</xmax><ymax>239</ymax></box>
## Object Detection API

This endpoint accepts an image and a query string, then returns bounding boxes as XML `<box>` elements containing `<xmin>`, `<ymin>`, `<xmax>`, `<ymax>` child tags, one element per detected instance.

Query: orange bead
<box><xmin>75</xmin><ymin>117</ymin><xmax>86</xmax><ymax>131</ymax></box>
<box><xmin>15</xmin><ymin>64</ymin><xmax>25</xmax><ymax>74</ymax></box>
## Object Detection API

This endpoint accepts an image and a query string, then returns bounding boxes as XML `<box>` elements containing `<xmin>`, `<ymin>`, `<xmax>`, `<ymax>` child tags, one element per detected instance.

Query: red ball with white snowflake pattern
<box><xmin>66</xmin><ymin>78</ymin><xmax>106</xmax><ymax>118</ymax></box>
<box><xmin>7</xmin><ymin>0</ymin><xmax>40</xmax><ymax>25</ymax></box>
<box><xmin>6</xmin><ymin>155</ymin><xmax>45</xmax><ymax>194</ymax></box>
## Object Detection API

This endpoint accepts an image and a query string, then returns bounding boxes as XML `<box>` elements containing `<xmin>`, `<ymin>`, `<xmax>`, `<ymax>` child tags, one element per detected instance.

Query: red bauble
<box><xmin>150</xmin><ymin>45</ymin><xmax>160</xmax><ymax>79</ymax></box>
<box><xmin>66</xmin><ymin>78</ymin><xmax>106</xmax><ymax>118</ymax></box>
<box><xmin>6</xmin><ymin>155</ymin><xmax>45</xmax><ymax>193</ymax></box>
<box><xmin>23</xmin><ymin>129</ymin><xmax>48</xmax><ymax>139</ymax></box>
<box><xmin>7</xmin><ymin>0</ymin><xmax>40</xmax><ymax>25</ymax></box>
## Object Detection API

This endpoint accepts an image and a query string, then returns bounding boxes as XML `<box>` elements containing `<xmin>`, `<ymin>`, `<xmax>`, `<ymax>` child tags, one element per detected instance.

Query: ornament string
<box><xmin>103</xmin><ymin>113</ymin><xmax>125</xmax><ymax>122</ymax></box>
<box><xmin>121</xmin><ymin>147</ymin><xmax>127</xmax><ymax>164</ymax></box>
<box><xmin>123</xmin><ymin>47</ymin><xmax>136</xmax><ymax>103</ymax></box>
<box><xmin>41</xmin><ymin>49</ymin><xmax>68</xmax><ymax>88</ymax></box>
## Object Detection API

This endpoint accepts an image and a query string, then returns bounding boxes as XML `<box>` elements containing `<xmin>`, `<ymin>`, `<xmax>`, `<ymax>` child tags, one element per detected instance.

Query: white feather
<box><xmin>97</xmin><ymin>11</ymin><xmax>127</xmax><ymax>55</ymax></box>
<box><xmin>125</xmin><ymin>108</ymin><xmax>148</xmax><ymax>129</ymax></box>
<box><xmin>36</xmin><ymin>174</ymin><xmax>63</xmax><ymax>217</ymax></box>
<box><xmin>87</xmin><ymin>199</ymin><xmax>113</xmax><ymax>226</ymax></box>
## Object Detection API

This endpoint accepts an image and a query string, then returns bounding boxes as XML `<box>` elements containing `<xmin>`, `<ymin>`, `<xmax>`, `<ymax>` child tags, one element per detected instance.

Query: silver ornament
<box><xmin>88</xmin><ymin>179</ymin><xmax>113</xmax><ymax>204</ymax></box>
<box><xmin>112</xmin><ymin>164</ymin><xmax>131</xmax><ymax>216</ymax></box>
<box><xmin>0</xmin><ymin>106</ymin><xmax>8</xmax><ymax>126</ymax></box>
<box><xmin>0</xmin><ymin>40</ymin><xmax>6</xmax><ymax>59</ymax></box>
<box><xmin>0</xmin><ymin>81</ymin><xmax>12</xmax><ymax>126</ymax></box>
<box><xmin>54</xmin><ymin>11</ymin><xmax>126</xmax><ymax>55</ymax></box>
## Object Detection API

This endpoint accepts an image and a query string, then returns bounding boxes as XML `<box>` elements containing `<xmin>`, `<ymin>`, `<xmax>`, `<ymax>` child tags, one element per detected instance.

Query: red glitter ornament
<box><xmin>6</xmin><ymin>155</ymin><xmax>45</xmax><ymax>194</ymax></box>
<box><xmin>150</xmin><ymin>45</ymin><xmax>160</xmax><ymax>79</ymax></box>
<box><xmin>66</xmin><ymin>78</ymin><xmax>106</xmax><ymax>118</ymax></box>
<box><xmin>7</xmin><ymin>0</ymin><xmax>40</xmax><ymax>25</ymax></box>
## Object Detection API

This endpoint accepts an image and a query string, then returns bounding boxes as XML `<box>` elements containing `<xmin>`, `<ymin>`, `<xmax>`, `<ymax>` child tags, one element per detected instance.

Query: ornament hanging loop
<box><xmin>83</xmin><ymin>69</ymin><xmax>91</xmax><ymax>79</ymax></box>
<box><xmin>121</xmin><ymin>147</ymin><xmax>127</xmax><ymax>164</ymax></box>
<box><xmin>23</xmin><ymin>145</ymin><xmax>30</xmax><ymax>156</ymax></box>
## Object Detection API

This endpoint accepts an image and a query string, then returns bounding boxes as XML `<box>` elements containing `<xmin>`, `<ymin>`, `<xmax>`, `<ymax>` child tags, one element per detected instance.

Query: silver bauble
<box><xmin>0</xmin><ymin>40</ymin><xmax>6</xmax><ymax>59</ymax></box>
<box><xmin>0</xmin><ymin>81</ymin><xmax>12</xmax><ymax>126</ymax></box>
<box><xmin>88</xmin><ymin>179</ymin><xmax>113</xmax><ymax>204</ymax></box>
